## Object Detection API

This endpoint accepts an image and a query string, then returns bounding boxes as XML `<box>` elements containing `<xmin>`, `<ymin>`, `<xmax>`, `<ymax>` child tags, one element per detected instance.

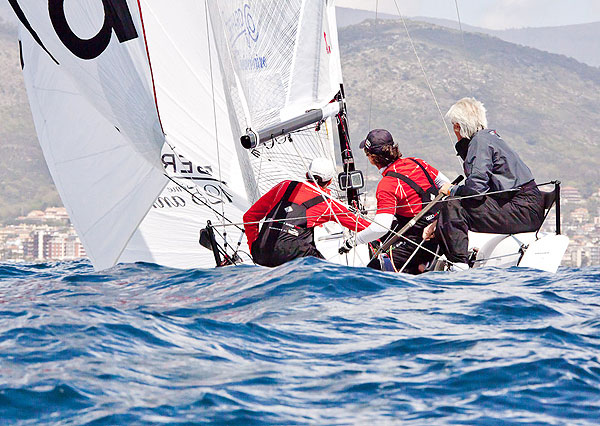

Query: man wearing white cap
<box><xmin>244</xmin><ymin>157</ymin><xmax>370</xmax><ymax>267</ymax></box>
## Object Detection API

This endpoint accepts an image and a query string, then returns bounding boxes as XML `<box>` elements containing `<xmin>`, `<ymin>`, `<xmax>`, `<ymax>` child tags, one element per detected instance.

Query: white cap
<box><xmin>308</xmin><ymin>157</ymin><xmax>335</xmax><ymax>182</ymax></box>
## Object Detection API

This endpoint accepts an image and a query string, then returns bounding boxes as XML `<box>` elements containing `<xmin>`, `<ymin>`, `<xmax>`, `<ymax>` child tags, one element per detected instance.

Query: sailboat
<box><xmin>9</xmin><ymin>0</ymin><xmax>568</xmax><ymax>273</ymax></box>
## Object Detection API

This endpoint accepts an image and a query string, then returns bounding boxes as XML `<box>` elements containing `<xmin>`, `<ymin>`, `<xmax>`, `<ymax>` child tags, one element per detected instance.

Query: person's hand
<box><xmin>423</xmin><ymin>220</ymin><xmax>437</xmax><ymax>241</ymax></box>
<box><xmin>439</xmin><ymin>183</ymin><xmax>453</xmax><ymax>196</ymax></box>
<box><xmin>338</xmin><ymin>239</ymin><xmax>355</xmax><ymax>255</ymax></box>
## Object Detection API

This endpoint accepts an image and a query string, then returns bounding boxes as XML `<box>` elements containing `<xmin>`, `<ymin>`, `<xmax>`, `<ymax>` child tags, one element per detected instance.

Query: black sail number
<box><xmin>49</xmin><ymin>0</ymin><xmax>139</xmax><ymax>60</ymax></box>
<box><xmin>9</xmin><ymin>0</ymin><xmax>139</xmax><ymax>63</ymax></box>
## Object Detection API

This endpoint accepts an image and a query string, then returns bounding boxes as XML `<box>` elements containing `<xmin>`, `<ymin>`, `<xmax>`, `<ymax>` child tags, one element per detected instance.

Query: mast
<box><xmin>335</xmin><ymin>85</ymin><xmax>362</xmax><ymax>209</ymax></box>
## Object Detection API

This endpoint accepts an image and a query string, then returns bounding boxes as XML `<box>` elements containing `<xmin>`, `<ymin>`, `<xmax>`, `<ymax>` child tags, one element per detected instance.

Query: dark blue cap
<box><xmin>359</xmin><ymin>129</ymin><xmax>394</xmax><ymax>153</ymax></box>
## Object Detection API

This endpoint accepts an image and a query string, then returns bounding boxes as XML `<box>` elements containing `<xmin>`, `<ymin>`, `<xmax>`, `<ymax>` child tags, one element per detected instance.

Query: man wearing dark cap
<box><xmin>339</xmin><ymin>129</ymin><xmax>450</xmax><ymax>274</ymax></box>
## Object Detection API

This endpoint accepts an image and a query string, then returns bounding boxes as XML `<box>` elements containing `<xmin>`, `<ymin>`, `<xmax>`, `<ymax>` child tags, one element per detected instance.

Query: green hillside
<box><xmin>0</xmin><ymin>22</ymin><xmax>60</xmax><ymax>222</ymax></box>
<box><xmin>340</xmin><ymin>20</ymin><xmax>600</xmax><ymax>193</ymax></box>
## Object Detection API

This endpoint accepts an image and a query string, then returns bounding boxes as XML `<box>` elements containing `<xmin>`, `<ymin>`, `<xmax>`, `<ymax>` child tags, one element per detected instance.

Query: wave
<box><xmin>0</xmin><ymin>260</ymin><xmax>599</xmax><ymax>424</ymax></box>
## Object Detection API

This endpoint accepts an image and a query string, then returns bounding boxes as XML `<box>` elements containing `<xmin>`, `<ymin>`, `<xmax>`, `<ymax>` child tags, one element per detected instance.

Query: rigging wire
<box><xmin>287</xmin><ymin>133</ymin><xmax>369</xmax><ymax>267</ymax></box>
<box><xmin>390</xmin><ymin>0</ymin><xmax>462</xmax><ymax>168</ymax></box>
<box><xmin>218</xmin><ymin>182</ymin><xmax>556</xmax><ymax>229</ymax></box>
<box><xmin>362</xmin><ymin>0</ymin><xmax>380</xmax><ymax>211</ymax></box>
<box><xmin>367</xmin><ymin>0</ymin><xmax>379</xmax><ymax>131</ymax></box>
<box><xmin>162</xmin><ymin>173</ymin><xmax>244</xmax><ymax>232</ymax></box>
<box><xmin>454</xmin><ymin>0</ymin><xmax>474</xmax><ymax>95</ymax></box>
<box><xmin>205</xmin><ymin>0</ymin><xmax>228</xmax><ymax>246</ymax></box>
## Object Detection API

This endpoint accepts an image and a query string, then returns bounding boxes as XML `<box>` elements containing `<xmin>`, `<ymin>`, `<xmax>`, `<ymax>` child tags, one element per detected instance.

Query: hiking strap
<box><xmin>384</xmin><ymin>171</ymin><xmax>428</xmax><ymax>203</ymax></box>
<box><xmin>301</xmin><ymin>195</ymin><xmax>326</xmax><ymax>210</ymax></box>
<box><xmin>408</xmin><ymin>158</ymin><xmax>438</xmax><ymax>195</ymax></box>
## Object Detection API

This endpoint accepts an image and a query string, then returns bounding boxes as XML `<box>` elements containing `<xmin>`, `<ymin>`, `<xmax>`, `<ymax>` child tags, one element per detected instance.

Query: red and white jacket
<box><xmin>356</xmin><ymin>157</ymin><xmax>449</xmax><ymax>245</ymax></box>
<box><xmin>244</xmin><ymin>180</ymin><xmax>370</xmax><ymax>249</ymax></box>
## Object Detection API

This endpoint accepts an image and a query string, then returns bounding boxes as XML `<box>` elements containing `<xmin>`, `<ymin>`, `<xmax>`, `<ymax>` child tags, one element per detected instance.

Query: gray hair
<box><xmin>445</xmin><ymin>97</ymin><xmax>488</xmax><ymax>139</ymax></box>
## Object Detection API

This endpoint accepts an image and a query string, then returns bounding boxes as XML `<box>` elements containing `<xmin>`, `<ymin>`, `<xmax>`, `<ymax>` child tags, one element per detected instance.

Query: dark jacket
<box><xmin>453</xmin><ymin>129</ymin><xmax>535</xmax><ymax>197</ymax></box>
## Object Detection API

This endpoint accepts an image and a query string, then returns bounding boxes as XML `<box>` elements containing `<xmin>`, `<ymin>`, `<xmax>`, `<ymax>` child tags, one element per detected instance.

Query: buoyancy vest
<box><xmin>383</xmin><ymin>158</ymin><xmax>440</xmax><ymax>234</ymax></box>
<box><xmin>252</xmin><ymin>181</ymin><xmax>326</xmax><ymax>267</ymax></box>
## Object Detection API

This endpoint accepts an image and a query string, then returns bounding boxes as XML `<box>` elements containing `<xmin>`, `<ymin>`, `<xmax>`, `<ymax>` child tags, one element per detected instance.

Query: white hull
<box><xmin>316</xmin><ymin>227</ymin><xmax>569</xmax><ymax>273</ymax></box>
<box><xmin>469</xmin><ymin>231</ymin><xmax>569</xmax><ymax>273</ymax></box>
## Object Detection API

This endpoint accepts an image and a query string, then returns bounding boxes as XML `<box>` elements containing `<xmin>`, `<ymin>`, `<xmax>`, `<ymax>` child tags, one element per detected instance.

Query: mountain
<box><xmin>0</xmin><ymin>21</ymin><xmax>60</xmax><ymax>222</ymax></box>
<box><xmin>413</xmin><ymin>17</ymin><xmax>600</xmax><ymax>69</ymax></box>
<box><xmin>338</xmin><ymin>8</ymin><xmax>600</xmax><ymax>69</ymax></box>
<box><xmin>336</xmin><ymin>6</ymin><xmax>398</xmax><ymax>28</ymax></box>
<box><xmin>338</xmin><ymin>19</ymin><xmax>600</xmax><ymax>193</ymax></box>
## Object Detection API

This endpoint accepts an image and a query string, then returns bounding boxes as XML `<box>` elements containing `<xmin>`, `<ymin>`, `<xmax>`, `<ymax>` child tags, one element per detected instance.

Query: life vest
<box><xmin>383</xmin><ymin>158</ymin><xmax>439</xmax><ymax>234</ymax></box>
<box><xmin>252</xmin><ymin>181</ymin><xmax>326</xmax><ymax>267</ymax></box>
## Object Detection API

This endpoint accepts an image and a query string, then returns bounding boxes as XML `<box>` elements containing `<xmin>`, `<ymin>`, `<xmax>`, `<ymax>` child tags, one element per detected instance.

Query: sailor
<box><xmin>424</xmin><ymin>97</ymin><xmax>545</xmax><ymax>270</ymax></box>
<box><xmin>244</xmin><ymin>157</ymin><xmax>370</xmax><ymax>267</ymax></box>
<box><xmin>339</xmin><ymin>129</ymin><xmax>450</xmax><ymax>274</ymax></box>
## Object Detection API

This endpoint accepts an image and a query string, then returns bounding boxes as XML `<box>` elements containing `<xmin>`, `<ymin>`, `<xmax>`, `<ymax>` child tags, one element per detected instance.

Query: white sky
<box><xmin>337</xmin><ymin>0</ymin><xmax>600</xmax><ymax>30</ymax></box>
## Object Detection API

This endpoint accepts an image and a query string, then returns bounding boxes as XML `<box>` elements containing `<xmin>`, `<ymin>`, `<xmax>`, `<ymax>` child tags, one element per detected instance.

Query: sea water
<box><xmin>0</xmin><ymin>259</ymin><xmax>599</xmax><ymax>425</ymax></box>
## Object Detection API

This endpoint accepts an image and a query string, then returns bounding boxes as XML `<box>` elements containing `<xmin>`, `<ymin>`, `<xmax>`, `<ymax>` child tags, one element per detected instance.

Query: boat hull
<box><xmin>469</xmin><ymin>231</ymin><xmax>569</xmax><ymax>273</ymax></box>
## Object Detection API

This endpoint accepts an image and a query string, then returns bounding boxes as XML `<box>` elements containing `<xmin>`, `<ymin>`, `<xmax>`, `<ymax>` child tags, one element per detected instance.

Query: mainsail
<box><xmin>12</xmin><ymin>0</ymin><xmax>366</xmax><ymax>270</ymax></box>
<box><xmin>207</xmin><ymin>0</ymin><xmax>347</xmax><ymax>202</ymax></box>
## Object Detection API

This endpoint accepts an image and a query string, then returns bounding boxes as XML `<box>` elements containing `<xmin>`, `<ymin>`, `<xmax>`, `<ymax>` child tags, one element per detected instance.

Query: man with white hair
<box><xmin>244</xmin><ymin>157</ymin><xmax>370</xmax><ymax>267</ymax></box>
<box><xmin>424</xmin><ymin>97</ymin><xmax>545</xmax><ymax>270</ymax></box>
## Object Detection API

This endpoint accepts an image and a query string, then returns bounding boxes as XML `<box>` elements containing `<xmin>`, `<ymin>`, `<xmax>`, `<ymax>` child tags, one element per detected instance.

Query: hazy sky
<box><xmin>2</xmin><ymin>2</ymin><xmax>598</xmax><ymax>30</ymax></box>
<box><xmin>337</xmin><ymin>0</ymin><xmax>600</xmax><ymax>30</ymax></box>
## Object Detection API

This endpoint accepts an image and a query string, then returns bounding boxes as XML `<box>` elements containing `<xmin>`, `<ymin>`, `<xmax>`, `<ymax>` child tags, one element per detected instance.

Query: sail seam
<box><xmin>136</xmin><ymin>0</ymin><xmax>164</xmax><ymax>134</ymax></box>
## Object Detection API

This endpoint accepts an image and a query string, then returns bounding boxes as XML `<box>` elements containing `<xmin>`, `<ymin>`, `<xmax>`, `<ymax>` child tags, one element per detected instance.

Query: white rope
<box><xmin>289</xmin><ymin>135</ymin><xmax>357</xmax><ymax>239</ymax></box>
<box><xmin>399</xmin><ymin>239</ymin><xmax>424</xmax><ymax>273</ymax></box>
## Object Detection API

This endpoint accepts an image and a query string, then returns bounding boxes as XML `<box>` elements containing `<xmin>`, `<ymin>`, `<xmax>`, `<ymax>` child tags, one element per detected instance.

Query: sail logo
<box><xmin>226</xmin><ymin>3</ymin><xmax>267</xmax><ymax>71</ymax></box>
<box><xmin>226</xmin><ymin>3</ymin><xmax>260</xmax><ymax>48</ymax></box>
<box><xmin>162</xmin><ymin>153</ymin><xmax>214</xmax><ymax>179</ymax></box>
<box><xmin>8</xmin><ymin>0</ymin><xmax>138</xmax><ymax>64</ymax></box>
<box><xmin>153</xmin><ymin>182</ymin><xmax>234</xmax><ymax>210</ymax></box>
<box><xmin>240</xmin><ymin>55</ymin><xmax>267</xmax><ymax>71</ymax></box>
<box><xmin>158</xmin><ymin>148</ymin><xmax>235</xmax><ymax>209</ymax></box>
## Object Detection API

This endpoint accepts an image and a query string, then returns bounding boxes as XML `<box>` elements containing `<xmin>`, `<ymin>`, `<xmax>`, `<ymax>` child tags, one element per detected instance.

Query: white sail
<box><xmin>207</xmin><ymin>0</ymin><xmax>370</xmax><ymax>266</ymax></box>
<box><xmin>13</xmin><ymin>0</ymin><xmax>366</xmax><ymax>270</ymax></box>
<box><xmin>16</xmin><ymin>0</ymin><xmax>169</xmax><ymax>270</ymax></box>
<box><xmin>119</xmin><ymin>1</ymin><xmax>250</xmax><ymax>268</ymax></box>
<box><xmin>207</xmin><ymin>0</ymin><xmax>346</xmax><ymax>201</ymax></box>
<box><xmin>13</xmin><ymin>0</ymin><xmax>250</xmax><ymax>270</ymax></box>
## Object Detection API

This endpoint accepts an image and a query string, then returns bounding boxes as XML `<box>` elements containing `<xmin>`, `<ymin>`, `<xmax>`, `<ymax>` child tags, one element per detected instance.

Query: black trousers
<box><xmin>435</xmin><ymin>187</ymin><xmax>544</xmax><ymax>263</ymax></box>
<box><xmin>251</xmin><ymin>240</ymin><xmax>323</xmax><ymax>267</ymax></box>
<box><xmin>368</xmin><ymin>223</ymin><xmax>439</xmax><ymax>275</ymax></box>
<box><xmin>389</xmin><ymin>236</ymin><xmax>438</xmax><ymax>274</ymax></box>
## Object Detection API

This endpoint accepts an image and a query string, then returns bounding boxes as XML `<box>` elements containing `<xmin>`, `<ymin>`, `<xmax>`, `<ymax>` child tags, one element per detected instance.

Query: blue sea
<box><xmin>1</xmin><ymin>260</ymin><xmax>599</xmax><ymax>425</ymax></box>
